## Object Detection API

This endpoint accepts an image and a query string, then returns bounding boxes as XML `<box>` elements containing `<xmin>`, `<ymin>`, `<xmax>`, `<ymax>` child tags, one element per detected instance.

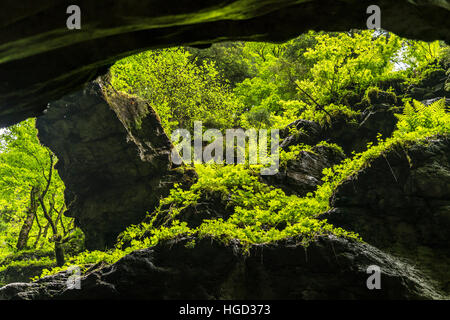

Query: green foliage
<box><xmin>400</xmin><ymin>40</ymin><xmax>449</xmax><ymax>86</ymax></box>
<box><xmin>395</xmin><ymin>99</ymin><xmax>449</xmax><ymax>136</ymax></box>
<box><xmin>188</xmin><ymin>42</ymin><xmax>253</xmax><ymax>87</ymax></box>
<box><xmin>0</xmin><ymin>120</ymin><xmax>85</xmax><ymax>275</ymax></box>
<box><xmin>0</xmin><ymin>120</ymin><xmax>74</xmax><ymax>254</ymax></box>
<box><xmin>296</xmin><ymin>30</ymin><xmax>403</xmax><ymax>106</ymax></box>
<box><xmin>120</xmin><ymin>163</ymin><xmax>361</xmax><ymax>249</ymax></box>
<box><xmin>403</xmin><ymin>40</ymin><xmax>444</xmax><ymax>70</ymax></box>
<box><xmin>240</xmin><ymin>105</ymin><xmax>272</xmax><ymax>129</ymax></box>
<box><xmin>299</xmin><ymin>103</ymin><xmax>360</xmax><ymax>127</ymax></box>
<box><xmin>316</xmin><ymin>141</ymin><xmax>345</xmax><ymax>154</ymax></box>
<box><xmin>0</xmin><ymin>254</ymin><xmax>54</xmax><ymax>274</ymax></box>
<box><xmin>232</xmin><ymin>32</ymin><xmax>321</xmax><ymax>128</ymax></box>
<box><xmin>234</xmin><ymin>77</ymin><xmax>282</xmax><ymax>114</ymax></box>
<box><xmin>279</xmin><ymin>144</ymin><xmax>315</xmax><ymax>169</ymax></box>
<box><xmin>110</xmin><ymin>48</ymin><xmax>241</xmax><ymax>134</ymax></box>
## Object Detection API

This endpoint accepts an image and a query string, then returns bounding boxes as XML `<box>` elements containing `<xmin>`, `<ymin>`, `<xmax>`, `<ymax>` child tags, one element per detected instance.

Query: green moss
<box><xmin>316</xmin><ymin>141</ymin><xmax>344</xmax><ymax>155</ymax></box>
<box><xmin>299</xmin><ymin>103</ymin><xmax>360</xmax><ymax>127</ymax></box>
<box><xmin>0</xmin><ymin>250</ymin><xmax>56</xmax><ymax>284</ymax></box>
<box><xmin>365</xmin><ymin>87</ymin><xmax>398</xmax><ymax>105</ymax></box>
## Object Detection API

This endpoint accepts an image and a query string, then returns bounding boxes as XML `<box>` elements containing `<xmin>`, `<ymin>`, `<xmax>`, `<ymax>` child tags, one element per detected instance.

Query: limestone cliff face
<box><xmin>35</xmin><ymin>79</ymin><xmax>196</xmax><ymax>250</ymax></box>
<box><xmin>1</xmin><ymin>0</ymin><xmax>449</xmax><ymax>127</ymax></box>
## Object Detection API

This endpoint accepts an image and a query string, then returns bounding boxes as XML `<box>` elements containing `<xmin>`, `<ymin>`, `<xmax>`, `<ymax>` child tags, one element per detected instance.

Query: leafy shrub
<box><xmin>242</xmin><ymin>105</ymin><xmax>272</xmax><ymax>129</ymax></box>
<box><xmin>296</xmin><ymin>30</ymin><xmax>403</xmax><ymax>106</ymax></box>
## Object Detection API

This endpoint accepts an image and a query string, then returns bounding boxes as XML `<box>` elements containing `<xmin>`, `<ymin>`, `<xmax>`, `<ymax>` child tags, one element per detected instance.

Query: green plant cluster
<box><xmin>110</xmin><ymin>48</ymin><xmax>242</xmax><ymax>134</ymax></box>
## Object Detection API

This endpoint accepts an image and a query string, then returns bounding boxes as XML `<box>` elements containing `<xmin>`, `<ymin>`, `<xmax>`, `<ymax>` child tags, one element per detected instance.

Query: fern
<box><xmin>395</xmin><ymin>98</ymin><xmax>449</xmax><ymax>136</ymax></box>
<box><xmin>428</xmin><ymin>98</ymin><xmax>446</xmax><ymax>113</ymax></box>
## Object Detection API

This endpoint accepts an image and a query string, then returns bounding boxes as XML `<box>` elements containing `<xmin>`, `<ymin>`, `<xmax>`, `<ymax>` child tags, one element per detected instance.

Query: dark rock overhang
<box><xmin>0</xmin><ymin>0</ymin><xmax>449</xmax><ymax>127</ymax></box>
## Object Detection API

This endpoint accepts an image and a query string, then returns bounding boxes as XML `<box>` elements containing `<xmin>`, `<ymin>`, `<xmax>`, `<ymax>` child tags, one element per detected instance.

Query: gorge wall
<box><xmin>322</xmin><ymin>136</ymin><xmax>450</xmax><ymax>294</ymax></box>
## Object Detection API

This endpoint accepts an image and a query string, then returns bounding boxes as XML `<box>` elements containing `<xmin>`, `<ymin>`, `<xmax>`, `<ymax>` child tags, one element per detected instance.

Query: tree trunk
<box><xmin>54</xmin><ymin>236</ymin><xmax>65</xmax><ymax>267</ymax></box>
<box><xmin>16</xmin><ymin>187</ymin><xmax>38</xmax><ymax>250</ymax></box>
<box><xmin>39</xmin><ymin>222</ymin><xmax>50</xmax><ymax>249</ymax></box>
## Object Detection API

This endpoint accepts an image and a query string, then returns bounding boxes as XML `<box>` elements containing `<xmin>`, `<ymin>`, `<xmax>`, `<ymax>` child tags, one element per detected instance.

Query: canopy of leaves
<box><xmin>110</xmin><ymin>48</ymin><xmax>242</xmax><ymax>134</ymax></box>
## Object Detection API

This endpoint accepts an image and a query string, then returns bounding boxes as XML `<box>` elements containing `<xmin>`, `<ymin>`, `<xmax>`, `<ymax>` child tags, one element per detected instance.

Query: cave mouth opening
<box><xmin>0</xmin><ymin>25</ymin><xmax>449</xmax><ymax>299</ymax></box>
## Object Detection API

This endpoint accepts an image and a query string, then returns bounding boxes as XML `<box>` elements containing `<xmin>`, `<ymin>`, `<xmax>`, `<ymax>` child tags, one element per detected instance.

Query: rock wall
<box><xmin>262</xmin><ymin>144</ymin><xmax>345</xmax><ymax>197</ymax></box>
<box><xmin>36</xmin><ymin>78</ymin><xmax>196</xmax><ymax>250</ymax></box>
<box><xmin>1</xmin><ymin>0</ymin><xmax>449</xmax><ymax>127</ymax></box>
<box><xmin>0</xmin><ymin>236</ymin><xmax>444</xmax><ymax>300</ymax></box>
<box><xmin>322</xmin><ymin>136</ymin><xmax>450</xmax><ymax>295</ymax></box>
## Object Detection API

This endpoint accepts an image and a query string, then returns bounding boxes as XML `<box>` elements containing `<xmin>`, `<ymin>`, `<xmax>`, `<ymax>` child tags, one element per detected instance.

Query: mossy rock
<box><xmin>0</xmin><ymin>250</ymin><xmax>56</xmax><ymax>285</ymax></box>
<box><xmin>419</xmin><ymin>68</ymin><xmax>446</xmax><ymax>88</ymax></box>
<box><xmin>342</xmin><ymin>91</ymin><xmax>361</xmax><ymax>107</ymax></box>
<box><xmin>366</xmin><ymin>87</ymin><xmax>398</xmax><ymax>106</ymax></box>
<box><xmin>377</xmin><ymin>78</ymin><xmax>406</xmax><ymax>95</ymax></box>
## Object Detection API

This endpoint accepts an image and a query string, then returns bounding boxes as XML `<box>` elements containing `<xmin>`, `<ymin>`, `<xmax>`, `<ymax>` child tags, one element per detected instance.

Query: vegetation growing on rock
<box><xmin>0</xmin><ymin>29</ymin><xmax>449</xmax><ymax>297</ymax></box>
